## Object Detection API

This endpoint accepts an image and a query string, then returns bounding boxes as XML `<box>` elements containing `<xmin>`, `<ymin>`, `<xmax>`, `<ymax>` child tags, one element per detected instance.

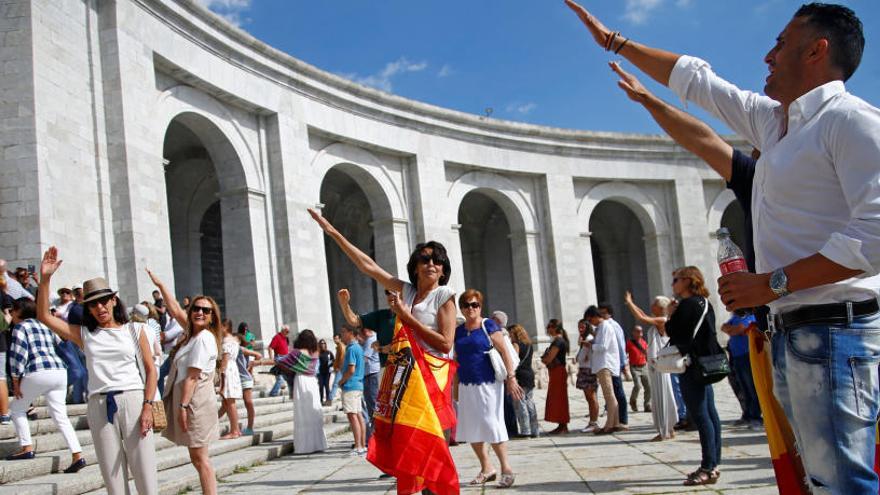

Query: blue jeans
<box><xmin>771</xmin><ymin>312</ymin><xmax>880</xmax><ymax>494</ymax></box>
<box><xmin>157</xmin><ymin>358</ymin><xmax>171</xmax><ymax>397</ymax></box>
<box><xmin>514</xmin><ymin>386</ymin><xmax>539</xmax><ymax>436</ymax></box>
<box><xmin>362</xmin><ymin>372</ymin><xmax>379</xmax><ymax>440</ymax></box>
<box><xmin>671</xmin><ymin>373</ymin><xmax>687</xmax><ymax>421</ymax></box>
<box><xmin>611</xmin><ymin>375</ymin><xmax>628</xmax><ymax>425</ymax></box>
<box><xmin>679</xmin><ymin>369</ymin><xmax>721</xmax><ymax>470</ymax></box>
<box><xmin>731</xmin><ymin>354</ymin><xmax>761</xmax><ymax>421</ymax></box>
<box><xmin>328</xmin><ymin>369</ymin><xmax>343</xmax><ymax>402</ymax></box>
<box><xmin>269</xmin><ymin>374</ymin><xmax>285</xmax><ymax>397</ymax></box>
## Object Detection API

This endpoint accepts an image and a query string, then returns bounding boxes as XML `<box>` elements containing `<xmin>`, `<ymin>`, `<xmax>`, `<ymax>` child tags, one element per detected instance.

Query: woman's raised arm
<box><xmin>308</xmin><ymin>208</ymin><xmax>403</xmax><ymax>292</ymax></box>
<box><xmin>146</xmin><ymin>269</ymin><xmax>188</xmax><ymax>326</ymax></box>
<box><xmin>36</xmin><ymin>247</ymin><xmax>82</xmax><ymax>346</ymax></box>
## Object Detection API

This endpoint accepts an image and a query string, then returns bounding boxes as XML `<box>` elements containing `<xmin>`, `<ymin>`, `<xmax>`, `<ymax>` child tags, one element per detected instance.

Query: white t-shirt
<box><xmin>173</xmin><ymin>329</ymin><xmax>218</xmax><ymax>384</ymax></box>
<box><xmin>402</xmin><ymin>282</ymin><xmax>455</xmax><ymax>358</ymax></box>
<box><xmin>80</xmin><ymin>324</ymin><xmax>145</xmax><ymax>395</ymax></box>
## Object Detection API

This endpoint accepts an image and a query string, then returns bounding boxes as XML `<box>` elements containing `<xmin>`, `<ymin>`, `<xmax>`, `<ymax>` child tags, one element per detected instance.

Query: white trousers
<box><xmin>10</xmin><ymin>368</ymin><xmax>82</xmax><ymax>452</ymax></box>
<box><xmin>87</xmin><ymin>390</ymin><xmax>159</xmax><ymax>495</ymax></box>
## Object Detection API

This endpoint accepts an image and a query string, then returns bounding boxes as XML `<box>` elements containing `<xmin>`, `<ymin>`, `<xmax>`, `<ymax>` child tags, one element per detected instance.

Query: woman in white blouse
<box><xmin>36</xmin><ymin>247</ymin><xmax>159</xmax><ymax>495</ymax></box>
<box><xmin>148</xmin><ymin>269</ymin><xmax>222</xmax><ymax>495</ymax></box>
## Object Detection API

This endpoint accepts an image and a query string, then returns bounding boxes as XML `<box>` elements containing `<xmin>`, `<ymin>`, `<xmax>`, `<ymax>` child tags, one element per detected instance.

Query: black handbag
<box><xmin>688</xmin><ymin>298</ymin><xmax>730</xmax><ymax>384</ymax></box>
<box><xmin>693</xmin><ymin>352</ymin><xmax>730</xmax><ymax>385</ymax></box>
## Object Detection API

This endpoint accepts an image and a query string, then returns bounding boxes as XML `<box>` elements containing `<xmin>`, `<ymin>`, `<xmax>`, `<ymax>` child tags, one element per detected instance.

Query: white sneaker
<box><xmin>580</xmin><ymin>423</ymin><xmax>599</xmax><ymax>433</ymax></box>
<box><xmin>347</xmin><ymin>449</ymin><xmax>362</xmax><ymax>457</ymax></box>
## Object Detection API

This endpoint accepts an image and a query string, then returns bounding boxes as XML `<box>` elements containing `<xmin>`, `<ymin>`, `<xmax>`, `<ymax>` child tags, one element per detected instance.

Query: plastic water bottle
<box><xmin>717</xmin><ymin>228</ymin><xmax>747</xmax><ymax>275</ymax></box>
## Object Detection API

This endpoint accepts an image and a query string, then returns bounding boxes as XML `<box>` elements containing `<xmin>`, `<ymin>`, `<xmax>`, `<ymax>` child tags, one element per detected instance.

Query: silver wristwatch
<box><xmin>769</xmin><ymin>268</ymin><xmax>790</xmax><ymax>298</ymax></box>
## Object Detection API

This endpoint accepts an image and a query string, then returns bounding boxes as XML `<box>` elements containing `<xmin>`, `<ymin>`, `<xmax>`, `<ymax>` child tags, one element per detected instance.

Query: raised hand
<box><xmin>145</xmin><ymin>268</ymin><xmax>163</xmax><ymax>288</ymax></box>
<box><xmin>610</xmin><ymin>62</ymin><xmax>652</xmax><ymax>104</ymax></box>
<box><xmin>337</xmin><ymin>288</ymin><xmax>351</xmax><ymax>306</ymax></box>
<box><xmin>307</xmin><ymin>208</ymin><xmax>337</xmax><ymax>235</ymax></box>
<box><xmin>623</xmin><ymin>290</ymin><xmax>634</xmax><ymax>304</ymax></box>
<box><xmin>564</xmin><ymin>0</ymin><xmax>612</xmax><ymax>48</ymax></box>
<box><xmin>40</xmin><ymin>247</ymin><xmax>63</xmax><ymax>279</ymax></box>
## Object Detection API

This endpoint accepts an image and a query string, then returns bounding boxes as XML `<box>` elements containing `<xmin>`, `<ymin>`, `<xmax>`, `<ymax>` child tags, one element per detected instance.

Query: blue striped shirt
<box><xmin>8</xmin><ymin>319</ymin><xmax>66</xmax><ymax>378</ymax></box>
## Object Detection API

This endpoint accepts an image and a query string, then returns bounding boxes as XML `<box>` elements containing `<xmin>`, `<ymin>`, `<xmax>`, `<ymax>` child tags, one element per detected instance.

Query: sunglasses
<box><xmin>86</xmin><ymin>295</ymin><xmax>114</xmax><ymax>308</ymax></box>
<box><xmin>672</xmin><ymin>277</ymin><xmax>689</xmax><ymax>284</ymax></box>
<box><xmin>417</xmin><ymin>253</ymin><xmax>444</xmax><ymax>266</ymax></box>
<box><xmin>460</xmin><ymin>301</ymin><xmax>481</xmax><ymax>310</ymax></box>
<box><xmin>191</xmin><ymin>305</ymin><xmax>213</xmax><ymax>315</ymax></box>
<box><xmin>384</xmin><ymin>290</ymin><xmax>394</xmax><ymax>296</ymax></box>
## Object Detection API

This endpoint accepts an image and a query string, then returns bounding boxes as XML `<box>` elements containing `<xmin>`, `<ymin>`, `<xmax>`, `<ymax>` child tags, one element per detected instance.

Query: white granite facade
<box><xmin>0</xmin><ymin>0</ymin><xmax>747</xmax><ymax>340</ymax></box>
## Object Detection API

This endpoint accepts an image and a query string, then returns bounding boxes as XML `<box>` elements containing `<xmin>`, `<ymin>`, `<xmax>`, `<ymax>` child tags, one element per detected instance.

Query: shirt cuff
<box><xmin>819</xmin><ymin>232</ymin><xmax>877</xmax><ymax>276</ymax></box>
<box><xmin>668</xmin><ymin>55</ymin><xmax>710</xmax><ymax>108</ymax></box>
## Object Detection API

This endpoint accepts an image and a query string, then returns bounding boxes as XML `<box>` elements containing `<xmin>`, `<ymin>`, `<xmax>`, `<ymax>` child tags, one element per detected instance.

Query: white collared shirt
<box><xmin>590</xmin><ymin>320</ymin><xmax>621</xmax><ymax>376</ymax></box>
<box><xmin>670</xmin><ymin>55</ymin><xmax>880</xmax><ymax>312</ymax></box>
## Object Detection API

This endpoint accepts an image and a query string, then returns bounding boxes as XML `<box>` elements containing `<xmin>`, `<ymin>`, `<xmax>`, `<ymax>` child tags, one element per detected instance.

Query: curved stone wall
<box><xmin>0</xmin><ymin>0</ymin><xmax>746</xmax><ymax>339</ymax></box>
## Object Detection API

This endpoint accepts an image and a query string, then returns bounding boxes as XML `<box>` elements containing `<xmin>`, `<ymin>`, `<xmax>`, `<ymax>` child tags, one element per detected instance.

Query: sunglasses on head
<box><xmin>460</xmin><ymin>301</ymin><xmax>480</xmax><ymax>310</ymax></box>
<box><xmin>190</xmin><ymin>305</ymin><xmax>213</xmax><ymax>315</ymax></box>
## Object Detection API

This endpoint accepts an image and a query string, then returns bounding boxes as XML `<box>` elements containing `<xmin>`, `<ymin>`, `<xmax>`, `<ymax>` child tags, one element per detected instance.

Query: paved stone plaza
<box><xmin>200</xmin><ymin>381</ymin><xmax>776</xmax><ymax>494</ymax></box>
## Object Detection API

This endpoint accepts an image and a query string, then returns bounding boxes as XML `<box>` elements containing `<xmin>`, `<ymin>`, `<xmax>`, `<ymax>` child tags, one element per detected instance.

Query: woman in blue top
<box><xmin>454</xmin><ymin>289</ymin><xmax>523</xmax><ymax>489</ymax></box>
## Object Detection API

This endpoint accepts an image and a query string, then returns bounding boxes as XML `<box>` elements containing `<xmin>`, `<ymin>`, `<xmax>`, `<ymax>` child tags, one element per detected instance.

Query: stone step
<box><xmin>0</xmin><ymin>393</ymin><xmax>290</xmax><ymax>443</ymax></box>
<box><xmin>89</xmin><ymin>422</ymin><xmax>352</xmax><ymax>495</ymax></box>
<box><xmin>0</xmin><ymin>418</ymin><xmax>350</xmax><ymax>495</ymax></box>
<box><xmin>0</xmin><ymin>401</ymin><xmax>302</xmax><ymax>485</ymax></box>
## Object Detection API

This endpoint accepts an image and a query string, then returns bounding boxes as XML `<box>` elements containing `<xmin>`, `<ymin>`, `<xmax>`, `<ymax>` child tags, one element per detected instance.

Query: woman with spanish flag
<box><xmin>308</xmin><ymin>208</ymin><xmax>460</xmax><ymax>495</ymax></box>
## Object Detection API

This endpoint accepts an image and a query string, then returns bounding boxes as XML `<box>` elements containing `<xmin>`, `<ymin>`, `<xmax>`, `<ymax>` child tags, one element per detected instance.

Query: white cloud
<box><xmin>506</xmin><ymin>102</ymin><xmax>537</xmax><ymax>115</ymax></box>
<box><xmin>348</xmin><ymin>57</ymin><xmax>429</xmax><ymax>92</ymax></box>
<box><xmin>622</xmin><ymin>0</ymin><xmax>663</xmax><ymax>25</ymax></box>
<box><xmin>195</xmin><ymin>0</ymin><xmax>252</xmax><ymax>26</ymax></box>
<box><xmin>438</xmin><ymin>64</ymin><xmax>454</xmax><ymax>78</ymax></box>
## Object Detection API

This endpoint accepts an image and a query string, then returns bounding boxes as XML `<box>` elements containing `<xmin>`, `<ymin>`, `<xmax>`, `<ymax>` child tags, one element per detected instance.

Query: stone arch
<box><xmin>311</xmin><ymin>142</ymin><xmax>406</xmax><ymax>221</ymax></box>
<box><xmin>161</xmin><ymin>103</ymin><xmax>277</xmax><ymax>339</ymax></box>
<box><xmin>314</xmin><ymin>144</ymin><xmax>410</xmax><ymax>331</ymax></box>
<box><xmin>155</xmin><ymin>85</ymin><xmax>264</xmax><ymax>194</ymax></box>
<box><xmin>576</xmin><ymin>181</ymin><xmax>667</xmax><ymax>236</ymax></box>
<box><xmin>447</xmin><ymin>171</ymin><xmax>537</xmax><ymax>233</ymax></box>
<box><xmin>577</xmin><ymin>182</ymin><xmax>672</xmax><ymax>328</ymax></box>
<box><xmin>448</xmin><ymin>172</ymin><xmax>544</xmax><ymax>335</ymax></box>
<box><xmin>706</xmin><ymin>189</ymin><xmax>737</xmax><ymax>234</ymax></box>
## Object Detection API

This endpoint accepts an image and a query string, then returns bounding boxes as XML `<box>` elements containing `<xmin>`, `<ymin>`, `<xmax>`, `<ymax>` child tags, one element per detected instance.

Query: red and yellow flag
<box><xmin>367</xmin><ymin>319</ymin><xmax>459</xmax><ymax>495</ymax></box>
<box><xmin>748</xmin><ymin>327</ymin><xmax>809</xmax><ymax>494</ymax></box>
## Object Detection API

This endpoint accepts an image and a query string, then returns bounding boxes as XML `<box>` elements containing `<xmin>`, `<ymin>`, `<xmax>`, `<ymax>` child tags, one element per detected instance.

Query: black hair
<box><xmin>83</xmin><ymin>295</ymin><xmax>128</xmax><ymax>331</ymax></box>
<box><xmin>547</xmin><ymin>318</ymin><xmax>569</xmax><ymax>354</ymax></box>
<box><xmin>598</xmin><ymin>302</ymin><xmax>614</xmax><ymax>316</ymax></box>
<box><xmin>12</xmin><ymin>297</ymin><xmax>36</xmax><ymax>320</ymax></box>
<box><xmin>294</xmin><ymin>329</ymin><xmax>319</xmax><ymax>353</ymax></box>
<box><xmin>583</xmin><ymin>305</ymin><xmax>601</xmax><ymax>319</ymax></box>
<box><xmin>237</xmin><ymin>322</ymin><xmax>249</xmax><ymax>334</ymax></box>
<box><xmin>795</xmin><ymin>3</ymin><xmax>864</xmax><ymax>81</ymax></box>
<box><xmin>406</xmin><ymin>241</ymin><xmax>452</xmax><ymax>287</ymax></box>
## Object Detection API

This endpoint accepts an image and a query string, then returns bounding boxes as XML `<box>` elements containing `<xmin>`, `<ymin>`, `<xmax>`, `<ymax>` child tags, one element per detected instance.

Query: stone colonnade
<box><xmin>0</xmin><ymin>0</ymin><xmax>747</xmax><ymax>342</ymax></box>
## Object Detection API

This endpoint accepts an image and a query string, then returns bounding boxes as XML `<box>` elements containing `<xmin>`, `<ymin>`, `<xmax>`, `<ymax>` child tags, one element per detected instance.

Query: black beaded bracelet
<box><xmin>614</xmin><ymin>37</ymin><xmax>630</xmax><ymax>55</ymax></box>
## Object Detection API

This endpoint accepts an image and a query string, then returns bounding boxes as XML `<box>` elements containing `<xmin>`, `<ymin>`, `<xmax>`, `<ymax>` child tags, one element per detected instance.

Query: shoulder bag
<box><xmin>128</xmin><ymin>323</ymin><xmax>168</xmax><ymax>432</ymax></box>
<box><xmin>652</xmin><ymin>298</ymin><xmax>709</xmax><ymax>374</ymax></box>
<box><xmin>480</xmin><ymin>319</ymin><xmax>519</xmax><ymax>382</ymax></box>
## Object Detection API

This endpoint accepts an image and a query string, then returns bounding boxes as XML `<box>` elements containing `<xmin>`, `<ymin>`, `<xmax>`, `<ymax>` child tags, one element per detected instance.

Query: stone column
<box><xmin>509</xmin><ymin>230</ymin><xmax>543</xmax><ymax>334</ymax></box>
<box><xmin>216</xmin><ymin>186</ymin><xmax>277</xmax><ymax>338</ymax></box>
<box><xmin>371</xmin><ymin>217</ymin><xmax>410</xmax><ymax>281</ymax></box>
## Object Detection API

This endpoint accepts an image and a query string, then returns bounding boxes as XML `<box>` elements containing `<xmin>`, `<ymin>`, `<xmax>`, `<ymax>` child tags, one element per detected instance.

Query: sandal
<box><xmin>683</xmin><ymin>468</ymin><xmax>718</xmax><ymax>486</ymax></box>
<box><xmin>497</xmin><ymin>473</ymin><xmax>515</xmax><ymax>488</ymax></box>
<box><xmin>469</xmin><ymin>471</ymin><xmax>497</xmax><ymax>485</ymax></box>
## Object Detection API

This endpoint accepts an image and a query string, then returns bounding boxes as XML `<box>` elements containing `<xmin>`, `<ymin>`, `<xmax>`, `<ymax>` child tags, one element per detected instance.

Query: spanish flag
<box><xmin>367</xmin><ymin>320</ymin><xmax>459</xmax><ymax>495</ymax></box>
<box><xmin>748</xmin><ymin>327</ymin><xmax>809</xmax><ymax>494</ymax></box>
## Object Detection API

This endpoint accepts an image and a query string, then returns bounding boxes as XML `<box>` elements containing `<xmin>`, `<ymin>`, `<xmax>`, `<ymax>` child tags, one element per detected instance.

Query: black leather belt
<box><xmin>769</xmin><ymin>298</ymin><xmax>879</xmax><ymax>332</ymax></box>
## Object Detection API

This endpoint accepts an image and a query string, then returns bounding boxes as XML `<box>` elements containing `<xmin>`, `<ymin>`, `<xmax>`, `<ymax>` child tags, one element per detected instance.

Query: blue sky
<box><xmin>198</xmin><ymin>0</ymin><xmax>880</xmax><ymax>135</ymax></box>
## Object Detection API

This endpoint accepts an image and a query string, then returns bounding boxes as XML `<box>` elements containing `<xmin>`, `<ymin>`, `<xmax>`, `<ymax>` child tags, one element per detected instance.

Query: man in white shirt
<box><xmin>598</xmin><ymin>303</ymin><xmax>629</xmax><ymax>428</ymax></box>
<box><xmin>585</xmin><ymin>305</ymin><xmax>620</xmax><ymax>434</ymax></box>
<box><xmin>566</xmin><ymin>1</ymin><xmax>878</xmax><ymax>492</ymax></box>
